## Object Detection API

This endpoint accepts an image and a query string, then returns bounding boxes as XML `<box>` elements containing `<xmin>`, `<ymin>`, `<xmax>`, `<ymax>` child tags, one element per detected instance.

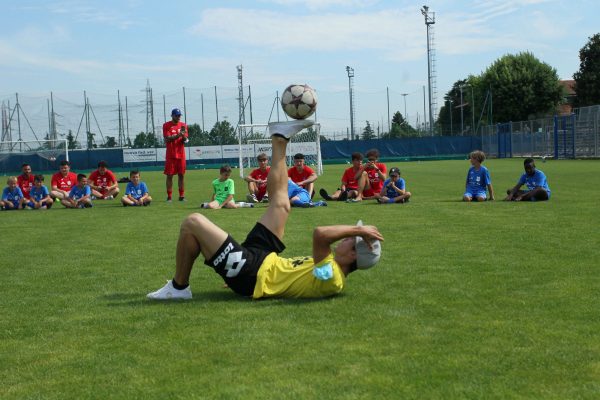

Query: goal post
<box><xmin>237</xmin><ymin>123</ymin><xmax>323</xmax><ymax>178</ymax></box>
<box><xmin>0</xmin><ymin>139</ymin><xmax>69</xmax><ymax>172</ymax></box>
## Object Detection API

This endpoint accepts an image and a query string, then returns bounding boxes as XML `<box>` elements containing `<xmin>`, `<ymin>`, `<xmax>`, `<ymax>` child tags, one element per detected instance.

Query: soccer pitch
<box><xmin>1</xmin><ymin>159</ymin><xmax>599</xmax><ymax>399</ymax></box>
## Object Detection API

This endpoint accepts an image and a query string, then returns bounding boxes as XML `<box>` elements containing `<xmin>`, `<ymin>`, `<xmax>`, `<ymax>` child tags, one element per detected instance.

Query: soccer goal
<box><xmin>0</xmin><ymin>139</ymin><xmax>69</xmax><ymax>172</ymax></box>
<box><xmin>237</xmin><ymin>123</ymin><xmax>323</xmax><ymax>178</ymax></box>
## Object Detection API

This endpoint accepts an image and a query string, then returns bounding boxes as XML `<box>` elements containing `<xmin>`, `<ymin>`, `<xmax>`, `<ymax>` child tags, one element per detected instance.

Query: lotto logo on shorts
<box><xmin>213</xmin><ymin>243</ymin><xmax>234</xmax><ymax>267</ymax></box>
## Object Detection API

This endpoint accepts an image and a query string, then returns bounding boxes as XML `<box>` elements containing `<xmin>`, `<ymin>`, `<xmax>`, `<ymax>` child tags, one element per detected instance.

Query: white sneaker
<box><xmin>147</xmin><ymin>280</ymin><xmax>192</xmax><ymax>300</ymax></box>
<box><xmin>268</xmin><ymin>120</ymin><xmax>314</xmax><ymax>140</ymax></box>
<box><xmin>236</xmin><ymin>201</ymin><xmax>254</xmax><ymax>208</ymax></box>
<box><xmin>246</xmin><ymin>193</ymin><xmax>258</xmax><ymax>203</ymax></box>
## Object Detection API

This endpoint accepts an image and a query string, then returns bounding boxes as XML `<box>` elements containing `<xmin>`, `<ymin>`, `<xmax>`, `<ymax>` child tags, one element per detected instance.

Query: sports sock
<box><xmin>167</xmin><ymin>189</ymin><xmax>173</xmax><ymax>200</ymax></box>
<box><xmin>171</xmin><ymin>279</ymin><xmax>189</xmax><ymax>290</ymax></box>
<box><xmin>178</xmin><ymin>188</ymin><xmax>184</xmax><ymax>197</ymax></box>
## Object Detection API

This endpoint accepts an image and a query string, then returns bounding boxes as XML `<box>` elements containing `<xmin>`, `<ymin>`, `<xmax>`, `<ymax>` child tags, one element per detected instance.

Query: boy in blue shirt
<box><xmin>122</xmin><ymin>170</ymin><xmax>152</xmax><ymax>206</ymax></box>
<box><xmin>375</xmin><ymin>167</ymin><xmax>411</xmax><ymax>204</ymax></box>
<box><xmin>288</xmin><ymin>179</ymin><xmax>327</xmax><ymax>207</ymax></box>
<box><xmin>62</xmin><ymin>174</ymin><xmax>93</xmax><ymax>208</ymax></box>
<box><xmin>1</xmin><ymin>176</ymin><xmax>25</xmax><ymax>210</ymax></box>
<box><xmin>463</xmin><ymin>150</ymin><xmax>495</xmax><ymax>202</ymax></box>
<box><xmin>505</xmin><ymin>158</ymin><xmax>551</xmax><ymax>201</ymax></box>
<box><xmin>27</xmin><ymin>175</ymin><xmax>54</xmax><ymax>209</ymax></box>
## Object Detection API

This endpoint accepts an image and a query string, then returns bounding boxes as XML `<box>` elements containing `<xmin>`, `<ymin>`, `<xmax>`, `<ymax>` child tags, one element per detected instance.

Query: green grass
<box><xmin>1</xmin><ymin>159</ymin><xmax>600</xmax><ymax>399</ymax></box>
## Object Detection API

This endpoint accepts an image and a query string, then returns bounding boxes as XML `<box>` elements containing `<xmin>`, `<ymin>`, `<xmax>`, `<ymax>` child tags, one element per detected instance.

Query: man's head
<box><xmin>524</xmin><ymin>158</ymin><xmax>536</xmax><ymax>176</ymax></box>
<box><xmin>77</xmin><ymin>173</ymin><xmax>87</xmax><ymax>187</ymax></box>
<box><xmin>219</xmin><ymin>164</ymin><xmax>232</xmax><ymax>180</ymax></box>
<box><xmin>21</xmin><ymin>163</ymin><xmax>32</xmax><ymax>176</ymax></box>
<box><xmin>389</xmin><ymin>167</ymin><xmax>400</xmax><ymax>181</ymax></box>
<box><xmin>130</xmin><ymin>170</ymin><xmax>140</xmax><ymax>184</ymax></box>
<box><xmin>293</xmin><ymin>153</ymin><xmax>305</xmax><ymax>169</ymax></box>
<box><xmin>59</xmin><ymin>160</ymin><xmax>70</xmax><ymax>175</ymax></box>
<box><xmin>335</xmin><ymin>220</ymin><xmax>382</xmax><ymax>272</ymax></box>
<box><xmin>171</xmin><ymin>108</ymin><xmax>182</xmax><ymax>122</ymax></box>
<box><xmin>97</xmin><ymin>160</ymin><xmax>108</xmax><ymax>174</ymax></box>
<box><xmin>469</xmin><ymin>150</ymin><xmax>486</xmax><ymax>165</ymax></box>
<box><xmin>257</xmin><ymin>153</ymin><xmax>269</xmax><ymax>169</ymax></box>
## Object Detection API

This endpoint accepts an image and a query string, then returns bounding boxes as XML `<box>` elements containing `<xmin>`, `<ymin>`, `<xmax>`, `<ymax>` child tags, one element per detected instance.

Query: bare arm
<box><xmin>505</xmin><ymin>183</ymin><xmax>522</xmax><ymax>201</ymax></box>
<box><xmin>313</xmin><ymin>225</ymin><xmax>384</xmax><ymax>265</ymax></box>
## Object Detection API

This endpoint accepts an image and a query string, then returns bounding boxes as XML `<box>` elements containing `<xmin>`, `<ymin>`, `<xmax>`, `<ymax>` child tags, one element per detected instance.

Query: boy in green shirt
<box><xmin>202</xmin><ymin>165</ymin><xmax>253</xmax><ymax>209</ymax></box>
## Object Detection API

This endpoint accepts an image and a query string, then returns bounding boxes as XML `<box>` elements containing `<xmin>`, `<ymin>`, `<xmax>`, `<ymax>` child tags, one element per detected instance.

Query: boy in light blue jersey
<box><xmin>505</xmin><ymin>158</ymin><xmax>551</xmax><ymax>201</ymax></box>
<box><xmin>463</xmin><ymin>150</ymin><xmax>495</xmax><ymax>202</ymax></box>
<box><xmin>122</xmin><ymin>170</ymin><xmax>152</xmax><ymax>206</ymax></box>
<box><xmin>288</xmin><ymin>179</ymin><xmax>327</xmax><ymax>207</ymax></box>
<box><xmin>62</xmin><ymin>174</ymin><xmax>93</xmax><ymax>208</ymax></box>
<box><xmin>27</xmin><ymin>175</ymin><xmax>53</xmax><ymax>209</ymax></box>
<box><xmin>1</xmin><ymin>176</ymin><xmax>25</xmax><ymax>210</ymax></box>
<box><xmin>375</xmin><ymin>167</ymin><xmax>411</xmax><ymax>204</ymax></box>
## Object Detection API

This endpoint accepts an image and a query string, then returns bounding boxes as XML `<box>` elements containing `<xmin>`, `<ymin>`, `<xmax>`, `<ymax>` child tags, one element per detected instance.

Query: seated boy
<box><xmin>463</xmin><ymin>150</ymin><xmax>495</xmax><ymax>202</ymax></box>
<box><xmin>505</xmin><ymin>158</ymin><xmax>551</xmax><ymax>201</ymax></box>
<box><xmin>375</xmin><ymin>167</ymin><xmax>411</xmax><ymax>204</ymax></box>
<box><xmin>62</xmin><ymin>174</ymin><xmax>93</xmax><ymax>208</ymax></box>
<box><xmin>1</xmin><ymin>177</ymin><xmax>26</xmax><ymax>210</ymax></box>
<box><xmin>27</xmin><ymin>175</ymin><xmax>54</xmax><ymax>209</ymax></box>
<box><xmin>202</xmin><ymin>165</ymin><xmax>253</xmax><ymax>209</ymax></box>
<box><xmin>288</xmin><ymin>179</ymin><xmax>326</xmax><ymax>208</ymax></box>
<box><xmin>319</xmin><ymin>152</ymin><xmax>365</xmax><ymax>202</ymax></box>
<box><xmin>122</xmin><ymin>170</ymin><xmax>152</xmax><ymax>206</ymax></box>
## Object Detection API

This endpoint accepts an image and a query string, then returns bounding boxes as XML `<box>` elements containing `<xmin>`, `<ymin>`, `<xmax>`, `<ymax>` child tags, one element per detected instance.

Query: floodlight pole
<box><xmin>346</xmin><ymin>66</ymin><xmax>355</xmax><ymax>140</ymax></box>
<box><xmin>401</xmin><ymin>93</ymin><xmax>409</xmax><ymax>126</ymax></box>
<box><xmin>421</xmin><ymin>5</ymin><xmax>436</xmax><ymax>136</ymax></box>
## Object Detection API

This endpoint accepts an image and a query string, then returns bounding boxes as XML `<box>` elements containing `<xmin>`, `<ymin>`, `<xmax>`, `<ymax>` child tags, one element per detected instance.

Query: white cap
<box><xmin>355</xmin><ymin>220</ymin><xmax>381</xmax><ymax>269</ymax></box>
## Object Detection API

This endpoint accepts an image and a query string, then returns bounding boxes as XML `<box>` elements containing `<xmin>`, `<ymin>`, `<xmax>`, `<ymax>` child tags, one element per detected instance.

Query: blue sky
<box><xmin>0</xmin><ymin>0</ymin><xmax>598</xmax><ymax>138</ymax></box>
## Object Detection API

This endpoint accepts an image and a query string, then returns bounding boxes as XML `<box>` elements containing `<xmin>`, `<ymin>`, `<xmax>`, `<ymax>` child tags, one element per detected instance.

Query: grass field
<box><xmin>1</xmin><ymin>158</ymin><xmax>599</xmax><ymax>399</ymax></box>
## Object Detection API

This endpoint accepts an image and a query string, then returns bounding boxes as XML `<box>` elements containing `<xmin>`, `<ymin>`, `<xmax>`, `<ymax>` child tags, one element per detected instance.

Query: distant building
<box><xmin>558</xmin><ymin>80</ymin><xmax>576</xmax><ymax>114</ymax></box>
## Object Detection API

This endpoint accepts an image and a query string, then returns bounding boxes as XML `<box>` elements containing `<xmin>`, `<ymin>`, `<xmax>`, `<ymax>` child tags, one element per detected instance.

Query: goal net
<box><xmin>237</xmin><ymin>123</ymin><xmax>323</xmax><ymax>178</ymax></box>
<box><xmin>0</xmin><ymin>139</ymin><xmax>69</xmax><ymax>172</ymax></box>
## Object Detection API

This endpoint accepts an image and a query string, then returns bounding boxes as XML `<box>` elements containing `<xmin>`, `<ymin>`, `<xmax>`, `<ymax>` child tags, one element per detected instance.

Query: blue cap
<box><xmin>171</xmin><ymin>108</ymin><xmax>182</xmax><ymax>116</ymax></box>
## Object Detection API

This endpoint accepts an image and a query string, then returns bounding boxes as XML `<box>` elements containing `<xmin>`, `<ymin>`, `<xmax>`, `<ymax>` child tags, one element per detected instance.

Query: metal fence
<box><xmin>481</xmin><ymin>105</ymin><xmax>600</xmax><ymax>159</ymax></box>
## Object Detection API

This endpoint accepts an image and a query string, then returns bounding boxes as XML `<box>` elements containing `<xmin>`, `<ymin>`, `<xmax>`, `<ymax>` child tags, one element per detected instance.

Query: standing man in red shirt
<box><xmin>288</xmin><ymin>153</ymin><xmax>318</xmax><ymax>198</ymax></box>
<box><xmin>50</xmin><ymin>160</ymin><xmax>78</xmax><ymax>200</ymax></box>
<box><xmin>89</xmin><ymin>160</ymin><xmax>120</xmax><ymax>200</ymax></box>
<box><xmin>17</xmin><ymin>163</ymin><xmax>35</xmax><ymax>200</ymax></box>
<box><xmin>163</xmin><ymin>108</ymin><xmax>188</xmax><ymax>202</ymax></box>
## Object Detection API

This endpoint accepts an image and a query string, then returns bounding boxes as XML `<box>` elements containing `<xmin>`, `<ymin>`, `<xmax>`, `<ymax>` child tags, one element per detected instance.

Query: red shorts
<box><xmin>164</xmin><ymin>158</ymin><xmax>186</xmax><ymax>175</ymax></box>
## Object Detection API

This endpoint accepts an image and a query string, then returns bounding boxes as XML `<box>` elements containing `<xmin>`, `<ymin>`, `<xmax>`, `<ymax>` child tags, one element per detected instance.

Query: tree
<box><xmin>187</xmin><ymin>123</ymin><xmax>210</xmax><ymax>146</ymax></box>
<box><xmin>208</xmin><ymin>120</ymin><xmax>237</xmax><ymax>145</ymax></box>
<box><xmin>573</xmin><ymin>33</ymin><xmax>600</xmax><ymax>107</ymax></box>
<box><xmin>361</xmin><ymin>121</ymin><xmax>376</xmax><ymax>140</ymax></box>
<box><xmin>133</xmin><ymin>131</ymin><xmax>158</xmax><ymax>148</ymax></box>
<box><xmin>66</xmin><ymin>130</ymin><xmax>80</xmax><ymax>149</ymax></box>
<box><xmin>480</xmin><ymin>52</ymin><xmax>562</xmax><ymax>122</ymax></box>
<box><xmin>382</xmin><ymin>111</ymin><xmax>418</xmax><ymax>138</ymax></box>
<box><xmin>101</xmin><ymin>136</ymin><xmax>117</xmax><ymax>148</ymax></box>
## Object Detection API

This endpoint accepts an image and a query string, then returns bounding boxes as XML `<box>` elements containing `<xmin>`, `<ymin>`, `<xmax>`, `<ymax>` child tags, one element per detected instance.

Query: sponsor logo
<box><xmin>213</xmin><ymin>242</ymin><xmax>234</xmax><ymax>267</ymax></box>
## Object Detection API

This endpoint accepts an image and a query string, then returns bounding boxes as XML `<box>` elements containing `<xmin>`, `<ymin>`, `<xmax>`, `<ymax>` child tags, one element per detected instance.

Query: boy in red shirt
<box><xmin>319</xmin><ymin>152</ymin><xmax>365</xmax><ymax>202</ymax></box>
<box><xmin>89</xmin><ymin>160</ymin><xmax>120</xmax><ymax>200</ymax></box>
<box><xmin>17</xmin><ymin>163</ymin><xmax>35</xmax><ymax>200</ymax></box>
<box><xmin>288</xmin><ymin>153</ymin><xmax>317</xmax><ymax>198</ymax></box>
<box><xmin>355</xmin><ymin>148</ymin><xmax>387</xmax><ymax>201</ymax></box>
<box><xmin>50</xmin><ymin>160</ymin><xmax>78</xmax><ymax>200</ymax></box>
<box><xmin>244</xmin><ymin>153</ymin><xmax>270</xmax><ymax>203</ymax></box>
<box><xmin>163</xmin><ymin>108</ymin><xmax>188</xmax><ymax>202</ymax></box>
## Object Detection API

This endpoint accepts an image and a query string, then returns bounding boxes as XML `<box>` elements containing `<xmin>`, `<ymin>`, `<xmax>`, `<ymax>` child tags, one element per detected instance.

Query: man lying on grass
<box><xmin>147</xmin><ymin>120</ymin><xmax>383</xmax><ymax>300</ymax></box>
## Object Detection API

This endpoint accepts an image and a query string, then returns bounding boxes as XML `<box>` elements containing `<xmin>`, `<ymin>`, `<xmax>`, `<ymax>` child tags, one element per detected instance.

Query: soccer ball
<box><xmin>281</xmin><ymin>84</ymin><xmax>318</xmax><ymax>120</ymax></box>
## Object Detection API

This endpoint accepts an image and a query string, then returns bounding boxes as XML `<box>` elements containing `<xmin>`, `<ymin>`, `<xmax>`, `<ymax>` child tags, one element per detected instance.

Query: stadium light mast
<box><xmin>401</xmin><ymin>93</ymin><xmax>409</xmax><ymax>126</ymax></box>
<box><xmin>346</xmin><ymin>66</ymin><xmax>355</xmax><ymax>140</ymax></box>
<box><xmin>421</xmin><ymin>5</ymin><xmax>436</xmax><ymax>135</ymax></box>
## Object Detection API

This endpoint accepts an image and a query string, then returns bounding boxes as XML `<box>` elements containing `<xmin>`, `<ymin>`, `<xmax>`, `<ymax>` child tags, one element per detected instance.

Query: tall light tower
<box><xmin>236</xmin><ymin>65</ymin><xmax>245</xmax><ymax>126</ymax></box>
<box><xmin>346</xmin><ymin>66</ymin><xmax>356</xmax><ymax>140</ymax></box>
<box><xmin>401</xmin><ymin>93</ymin><xmax>409</xmax><ymax>125</ymax></box>
<box><xmin>421</xmin><ymin>5</ymin><xmax>437</xmax><ymax>135</ymax></box>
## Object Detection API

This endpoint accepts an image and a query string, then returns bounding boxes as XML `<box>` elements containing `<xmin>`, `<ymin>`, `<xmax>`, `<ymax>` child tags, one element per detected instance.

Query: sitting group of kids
<box><xmin>1</xmin><ymin>160</ymin><xmax>151</xmax><ymax>210</ymax></box>
<box><xmin>2</xmin><ymin>149</ymin><xmax>551</xmax><ymax>212</ymax></box>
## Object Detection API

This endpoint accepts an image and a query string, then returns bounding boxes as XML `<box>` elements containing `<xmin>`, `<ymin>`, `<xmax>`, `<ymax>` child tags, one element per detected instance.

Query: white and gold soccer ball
<box><xmin>281</xmin><ymin>84</ymin><xmax>318</xmax><ymax>120</ymax></box>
